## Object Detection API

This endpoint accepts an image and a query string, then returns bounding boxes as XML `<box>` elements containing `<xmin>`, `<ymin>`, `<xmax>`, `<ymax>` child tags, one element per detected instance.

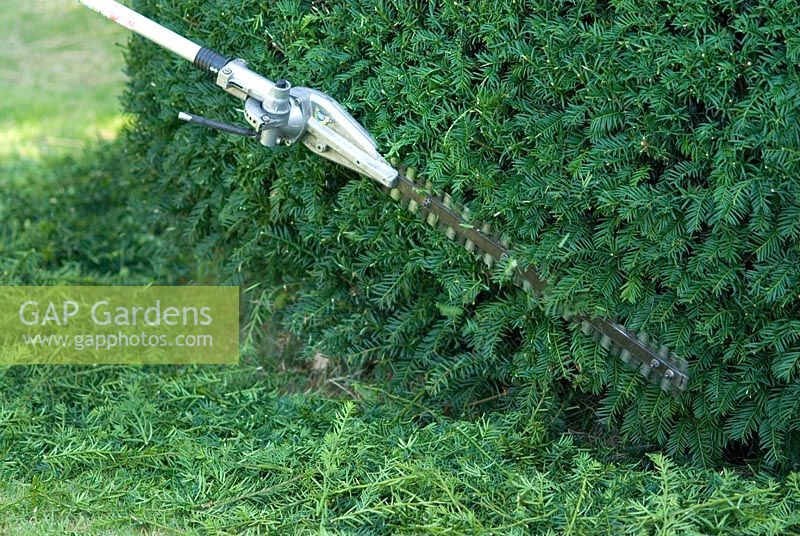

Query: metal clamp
<box><xmin>79</xmin><ymin>1</ymin><xmax>397</xmax><ymax>186</ymax></box>
<box><xmin>209</xmin><ymin>58</ymin><xmax>398</xmax><ymax>186</ymax></box>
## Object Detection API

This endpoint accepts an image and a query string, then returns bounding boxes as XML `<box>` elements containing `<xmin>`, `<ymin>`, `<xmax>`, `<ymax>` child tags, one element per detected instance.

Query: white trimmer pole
<box><xmin>76</xmin><ymin>0</ymin><xmax>400</xmax><ymax>186</ymax></box>
<box><xmin>77</xmin><ymin>0</ymin><xmax>201</xmax><ymax>63</ymax></box>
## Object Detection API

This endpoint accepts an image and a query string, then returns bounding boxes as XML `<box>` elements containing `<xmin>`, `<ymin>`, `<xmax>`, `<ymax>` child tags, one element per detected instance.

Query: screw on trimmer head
<box><xmin>77</xmin><ymin>0</ymin><xmax>397</xmax><ymax>187</ymax></box>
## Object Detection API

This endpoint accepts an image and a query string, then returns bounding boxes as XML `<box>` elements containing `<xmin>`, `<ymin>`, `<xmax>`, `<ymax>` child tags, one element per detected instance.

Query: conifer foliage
<box><xmin>124</xmin><ymin>0</ymin><xmax>800</xmax><ymax>467</ymax></box>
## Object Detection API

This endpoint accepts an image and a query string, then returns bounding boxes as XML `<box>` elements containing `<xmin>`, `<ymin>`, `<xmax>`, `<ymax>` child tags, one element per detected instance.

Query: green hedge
<box><xmin>5</xmin><ymin>126</ymin><xmax>798</xmax><ymax>535</ymax></box>
<box><xmin>0</xmin><ymin>143</ymin><xmax>183</xmax><ymax>286</ymax></box>
<box><xmin>123</xmin><ymin>0</ymin><xmax>800</xmax><ymax>468</ymax></box>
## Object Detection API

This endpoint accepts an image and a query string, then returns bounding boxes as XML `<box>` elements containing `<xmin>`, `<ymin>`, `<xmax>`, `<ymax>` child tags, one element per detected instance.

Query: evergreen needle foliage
<box><xmin>0</xmin><ymin>144</ymin><xmax>184</xmax><ymax>286</ymax></box>
<box><xmin>2</xmin><ymin>364</ymin><xmax>800</xmax><ymax>534</ymax></box>
<box><xmin>2</xmin><ymin>104</ymin><xmax>799</xmax><ymax>535</ymax></box>
<box><xmin>123</xmin><ymin>0</ymin><xmax>800</xmax><ymax>468</ymax></box>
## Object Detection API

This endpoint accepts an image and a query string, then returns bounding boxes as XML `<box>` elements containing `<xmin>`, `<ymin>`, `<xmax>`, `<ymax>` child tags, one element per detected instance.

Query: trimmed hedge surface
<box><xmin>3</xmin><ymin>138</ymin><xmax>798</xmax><ymax>535</ymax></box>
<box><xmin>123</xmin><ymin>0</ymin><xmax>800</xmax><ymax>468</ymax></box>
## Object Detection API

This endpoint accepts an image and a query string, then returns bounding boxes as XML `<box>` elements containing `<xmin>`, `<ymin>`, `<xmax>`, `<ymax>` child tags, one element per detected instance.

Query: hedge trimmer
<box><xmin>78</xmin><ymin>0</ymin><xmax>689</xmax><ymax>392</ymax></box>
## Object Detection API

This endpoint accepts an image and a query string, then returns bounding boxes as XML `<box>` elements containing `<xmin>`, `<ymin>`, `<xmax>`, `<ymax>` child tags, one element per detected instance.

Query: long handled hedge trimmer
<box><xmin>78</xmin><ymin>0</ymin><xmax>689</xmax><ymax>392</ymax></box>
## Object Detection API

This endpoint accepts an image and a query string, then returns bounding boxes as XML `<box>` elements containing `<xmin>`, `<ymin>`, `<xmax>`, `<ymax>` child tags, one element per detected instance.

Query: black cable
<box><xmin>177</xmin><ymin>112</ymin><xmax>258</xmax><ymax>138</ymax></box>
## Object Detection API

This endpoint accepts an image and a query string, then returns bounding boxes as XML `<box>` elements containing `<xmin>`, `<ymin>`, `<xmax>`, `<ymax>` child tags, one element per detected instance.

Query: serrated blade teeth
<box><xmin>581</xmin><ymin>320</ymin><xmax>593</xmax><ymax>336</ymax></box>
<box><xmin>387</xmin><ymin>165</ymin><xmax>688</xmax><ymax>393</ymax></box>
<box><xmin>522</xmin><ymin>279</ymin><xmax>533</xmax><ymax>293</ymax></box>
<box><xmin>670</xmin><ymin>352</ymin><xmax>687</xmax><ymax>372</ymax></box>
<box><xmin>552</xmin><ymin>304</ymin><xmax>572</xmax><ymax>320</ymax></box>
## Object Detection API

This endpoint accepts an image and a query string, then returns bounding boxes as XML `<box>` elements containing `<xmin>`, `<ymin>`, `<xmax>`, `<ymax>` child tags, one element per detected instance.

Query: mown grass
<box><xmin>0</xmin><ymin>0</ymin><xmax>127</xmax><ymax>160</ymax></box>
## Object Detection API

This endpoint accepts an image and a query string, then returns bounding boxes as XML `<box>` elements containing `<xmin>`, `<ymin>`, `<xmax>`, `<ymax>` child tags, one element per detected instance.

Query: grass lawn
<box><xmin>0</xmin><ymin>0</ymin><xmax>127</xmax><ymax>160</ymax></box>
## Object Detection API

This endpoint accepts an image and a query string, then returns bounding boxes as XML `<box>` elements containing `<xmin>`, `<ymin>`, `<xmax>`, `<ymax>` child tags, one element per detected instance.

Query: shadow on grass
<box><xmin>0</xmin><ymin>140</ymin><xmax>187</xmax><ymax>285</ymax></box>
